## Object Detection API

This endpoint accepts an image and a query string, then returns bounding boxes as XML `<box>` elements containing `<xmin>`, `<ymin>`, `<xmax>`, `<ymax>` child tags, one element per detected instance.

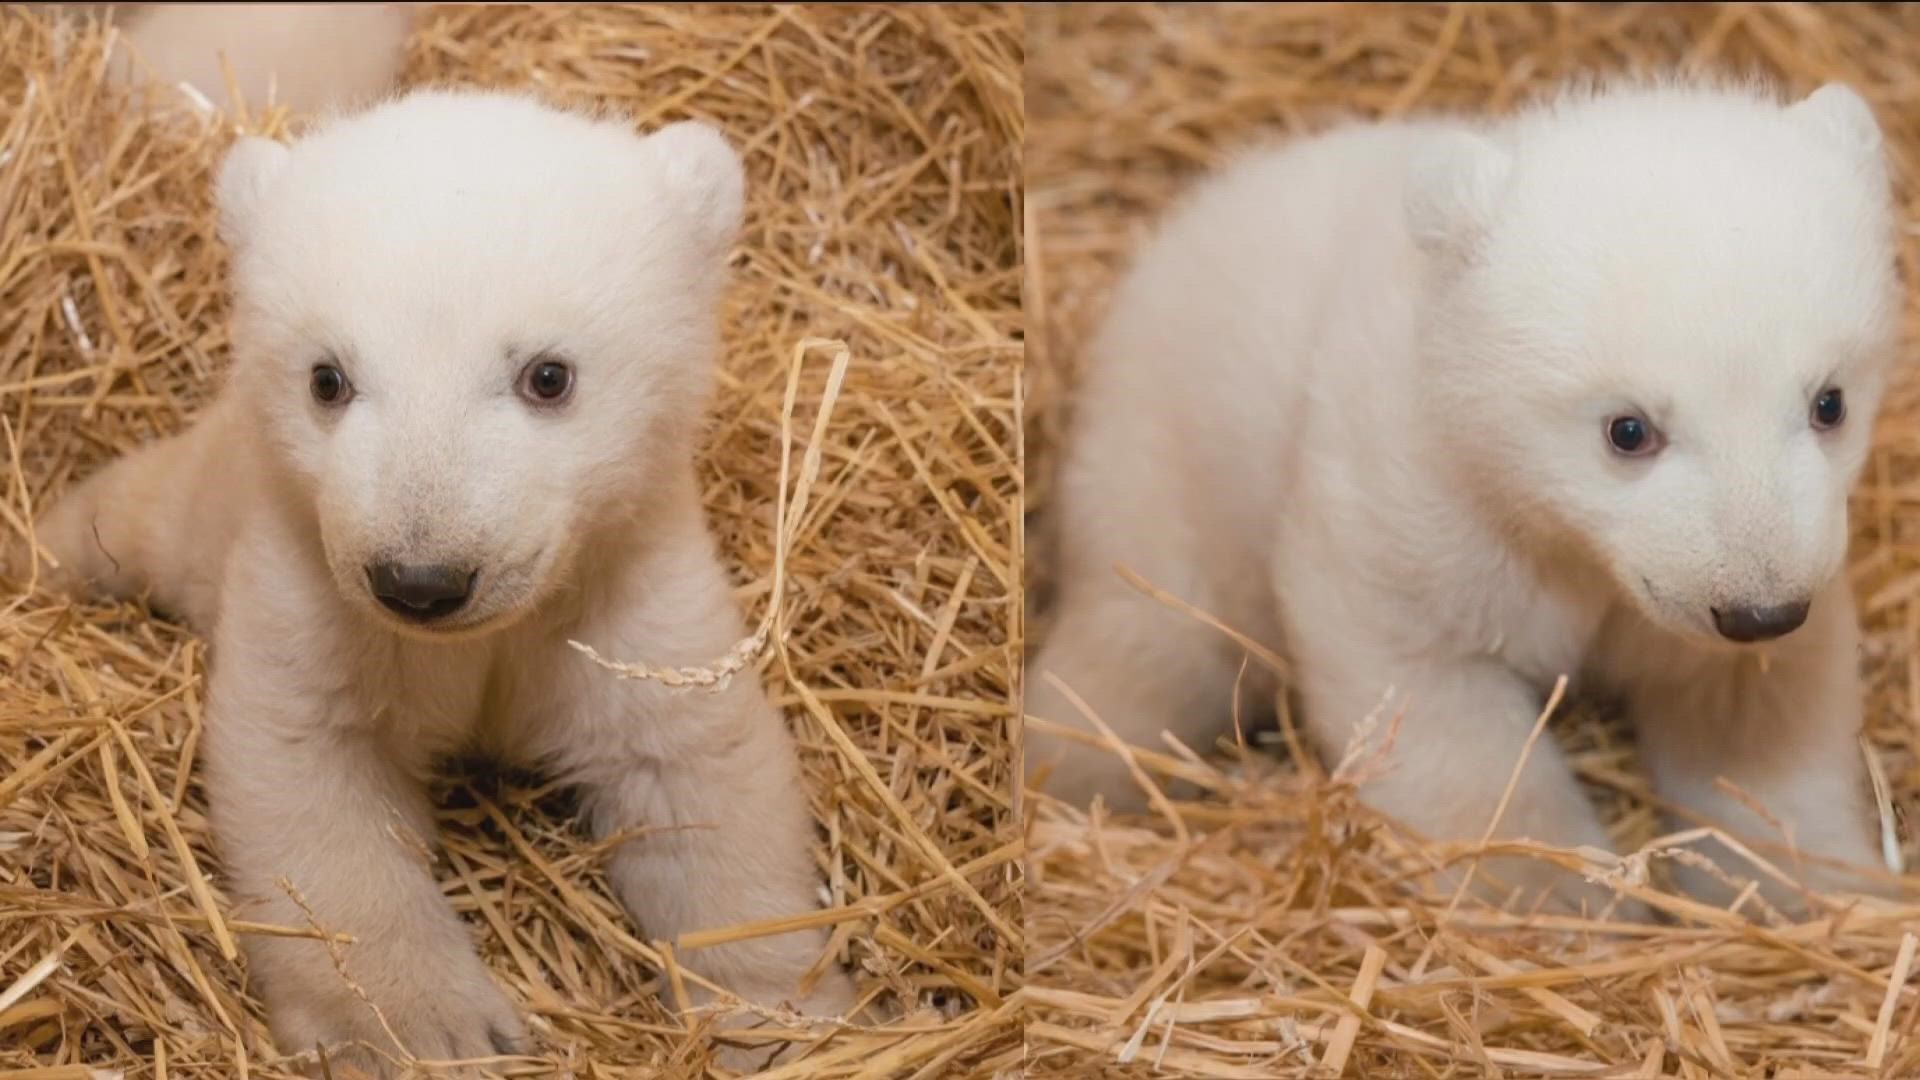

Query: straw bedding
<box><xmin>1026</xmin><ymin>3</ymin><xmax>1920</xmax><ymax>1076</ymax></box>
<box><xmin>0</xmin><ymin>4</ymin><xmax>1021</xmax><ymax>1077</ymax></box>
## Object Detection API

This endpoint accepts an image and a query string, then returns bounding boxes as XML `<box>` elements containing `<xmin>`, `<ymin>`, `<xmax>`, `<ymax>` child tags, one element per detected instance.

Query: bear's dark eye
<box><xmin>1812</xmin><ymin>387</ymin><xmax>1845</xmax><ymax>430</ymax></box>
<box><xmin>518</xmin><ymin>355</ymin><xmax>575</xmax><ymax>405</ymax></box>
<box><xmin>310</xmin><ymin>363</ymin><xmax>351</xmax><ymax>406</ymax></box>
<box><xmin>1606</xmin><ymin>414</ymin><xmax>1661</xmax><ymax>457</ymax></box>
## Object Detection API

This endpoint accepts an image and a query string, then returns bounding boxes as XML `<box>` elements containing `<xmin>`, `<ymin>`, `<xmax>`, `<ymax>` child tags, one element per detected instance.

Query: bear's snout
<box><xmin>1710</xmin><ymin>599</ymin><xmax>1810</xmax><ymax>644</ymax></box>
<box><xmin>364</xmin><ymin>561</ymin><xmax>477</xmax><ymax>623</ymax></box>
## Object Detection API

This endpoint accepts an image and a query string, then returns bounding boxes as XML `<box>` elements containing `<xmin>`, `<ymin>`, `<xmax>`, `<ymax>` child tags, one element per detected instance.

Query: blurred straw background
<box><xmin>1026</xmin><ymin>3</ymin><xmax>1920</xmax><ymax>1076</ymax></box>
<box><xmin>1</xmin><ymin>4</ymin><xmax>1023</xmax><ymax>1077</ymax></box>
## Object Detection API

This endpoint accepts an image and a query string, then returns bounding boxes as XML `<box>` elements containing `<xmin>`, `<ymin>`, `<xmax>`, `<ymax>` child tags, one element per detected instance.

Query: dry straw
<box><xmin>0</xmin><ymin>4</ymin><xmax>1022</xmax><ymax>1077</ymax></box>
<box><xmin>1028</xmin><ymin>3</ymin><xmax>1920</xmax><ymax>1077</ymax></box>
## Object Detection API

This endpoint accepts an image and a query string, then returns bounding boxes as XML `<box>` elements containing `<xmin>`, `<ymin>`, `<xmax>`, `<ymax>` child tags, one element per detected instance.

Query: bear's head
<box><xmin>1405</xmin><ymin>80</ymin><xmax>1900</xmax><ymax>648</ymax></box>
<box><xmin>213</xmin><ymin>90</ymin><xmax>743</xmax><ymax>638</ymax></box>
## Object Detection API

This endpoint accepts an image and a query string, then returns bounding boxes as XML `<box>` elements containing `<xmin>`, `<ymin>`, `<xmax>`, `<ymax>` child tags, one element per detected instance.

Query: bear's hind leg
<box><xmin>20</xmin><ymin>399</ymin><xmax>241</xmax><ymax>628</ymax></box>
<box><xmin>1025</xmin><ymin>577</ymin><xmax>1269</xmax><ymax>813</ymax></box>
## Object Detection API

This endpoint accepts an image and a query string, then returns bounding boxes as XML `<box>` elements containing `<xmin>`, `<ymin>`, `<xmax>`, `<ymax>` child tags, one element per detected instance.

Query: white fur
<box><xmin>94</xmin><ymin>3</ymin><xmax>416</xmax><ymax>116</ymax></box>
<box><xmin>33</xmin><ymin>91</ymin><xmax>850</xmax><ymax>1073</ymax></box>
<box><xmin>1028</xmin><ymin>80</ymin><xmax>1900</xmax><ymax>914</ymax></box>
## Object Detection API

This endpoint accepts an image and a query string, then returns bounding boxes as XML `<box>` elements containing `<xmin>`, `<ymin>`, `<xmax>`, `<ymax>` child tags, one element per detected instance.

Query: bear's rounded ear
<box><xmin>637</xmin><ymin>120</ymin><xmax>745</xmax><ymax>262</ymax></box>
<box><xmin>1788</xmin><ymin>82</ymin><xmax>1882</xmax><ymax>162</ymax></box>
<box><xmin>215</xmin><ymin>136</ymin><xmax>290</xmax><ymax>251</ymax></box>
<box><xmin>1405</xmin><ymin>129</ymin><xmax>1512</xmax><ymax>260</ymax></box>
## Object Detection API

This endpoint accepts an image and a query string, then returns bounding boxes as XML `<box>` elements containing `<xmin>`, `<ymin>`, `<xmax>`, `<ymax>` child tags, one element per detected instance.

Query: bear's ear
<box><xmin>215</xmin><ymin>136</ymin><xmax>290</xmax><ymax>251</ymax></box>
<box><xmin>1405</xmin><ymin>130</ymin><xmax>1512</xmax><ymax>259</ymax></box>
<box><xmin>636</xmin><ymin>120</ymin><xmax>745</xmax><ymax>263</ymax></box>
<box><xmin>1787</xmin><ymin>83</ymin><xmax>1882</xmax><ymax>162</ymax></box>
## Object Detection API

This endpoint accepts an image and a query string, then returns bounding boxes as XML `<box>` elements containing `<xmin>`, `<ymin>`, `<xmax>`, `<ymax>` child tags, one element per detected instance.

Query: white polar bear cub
<box><xmin>1029</xmin><ymin>80</ymin><xmax>1901</xmax><ymax>913</ymax></box>
<box><xmin>33</xmin><ymin>91</ymin><xmax>853</xmax><ymax>1071</ymax></box>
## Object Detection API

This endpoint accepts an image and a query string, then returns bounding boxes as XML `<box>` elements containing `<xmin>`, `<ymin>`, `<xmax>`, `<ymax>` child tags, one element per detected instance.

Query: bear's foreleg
<box><xmin>1610</xmin><ymin>584</ymin><xmax>1892</xmax><ymax>914</ymax></box>
<box><xmin>545</xmin><ymin>521</ymin><xmax>856</xmax><ymax>1066</ymax></box>
<box><xmin>204</xmin><ymin>532</ymin><xmax>525</xmax><ymax>1077</ymax></box>
<box><xmin>1296</xmin><ymin>637</ymin><xmax>1634</xmax><ymax>916</ymax></box>
<box><xmin>565</xmin><ymin>672</ymin><xmax>857</xmax><ymax>1066</ymax></box>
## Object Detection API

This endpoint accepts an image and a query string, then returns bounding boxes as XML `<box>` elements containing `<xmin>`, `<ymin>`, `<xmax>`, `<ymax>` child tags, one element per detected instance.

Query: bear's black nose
<box><xmin>1711</xmin><ymin>601</ymin><xmax>1810</xmax><ymax>643</ymax></box>
<box><xmin>365</xmin><ymin>562</ymin><xmax>476</xmax><ymax>621</ymax></box>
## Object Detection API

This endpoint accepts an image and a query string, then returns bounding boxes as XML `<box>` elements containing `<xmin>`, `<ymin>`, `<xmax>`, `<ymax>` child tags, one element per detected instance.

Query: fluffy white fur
<box><xmin>30</xmin><ymin>91</ymin><xmax>852</xmax><ymax>1073</ymax></box>
<box><xmin>72</xmin><ymin>3</ymin><xmax>417</xmax><ymax>116</ymax></box>
<box><xmin>1028</xmin><ymin>80</ymin><xmax>1901</xmax><ymax>914</ymax></box>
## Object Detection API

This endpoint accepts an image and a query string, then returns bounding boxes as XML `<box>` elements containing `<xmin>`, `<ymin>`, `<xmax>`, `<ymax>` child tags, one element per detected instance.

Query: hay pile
<box><xmin>1026</xmin><ymin>3</ymin><xmax>1920</xmax><ymax>1076</ymax></box>
<box><xmin>0</xmin><ymin>4</ymin><xmax>1022</xmax><ymax>1077</ymax></box>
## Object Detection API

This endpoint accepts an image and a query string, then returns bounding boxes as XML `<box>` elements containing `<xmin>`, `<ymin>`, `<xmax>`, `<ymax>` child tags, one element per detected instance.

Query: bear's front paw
<box><xmin>267</xmin><ymin>950</ymin><xmax>526</xmax><ymax>1079</ymax></box>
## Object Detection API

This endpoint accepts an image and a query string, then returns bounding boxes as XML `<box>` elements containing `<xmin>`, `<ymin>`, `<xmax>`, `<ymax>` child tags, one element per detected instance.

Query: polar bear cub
<box><xmin>32</xmin><ymin>91</ymin><xmax>852</xmax><ymax>1071</ymax></box>
<box><xmin>1028</xmin><ymin>80</ymin><xmax>1901</xmax><ymax>913</ymax></box>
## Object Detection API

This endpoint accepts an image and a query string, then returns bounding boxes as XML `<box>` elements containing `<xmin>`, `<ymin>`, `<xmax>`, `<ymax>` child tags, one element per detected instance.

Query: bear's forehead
<box><xmin>1485</xmin><ymin>122</ymin><xmax>1892</xmax><ymax>331</ymax></box>
<box><xmin>1476</xmin><ymin>236</ymin><xmax>1889</xmax><ymax>355</ymax></box>
<box><xmin>249</xmin><ymin>159</ymin><xmax>671</xmax><ymax>297</ymax></box>
<box><xmin>271</xmin><ymin>100</ymin><xmax>646</xmax><ymax>227</ymax></box>
<box><xmin>1471</xmin><ymin>198</ymin><xmax>1894</xmax><ymax>381</ymax></box>
<box><xmin>233</xmin><ymin>195</ymin><xmax>684</xmax><ymax>359</ymax></box>
<box><xmin>298</xmin><ymin>93</ymin><xmax>633</xmax><ymax>166</ymax></box>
